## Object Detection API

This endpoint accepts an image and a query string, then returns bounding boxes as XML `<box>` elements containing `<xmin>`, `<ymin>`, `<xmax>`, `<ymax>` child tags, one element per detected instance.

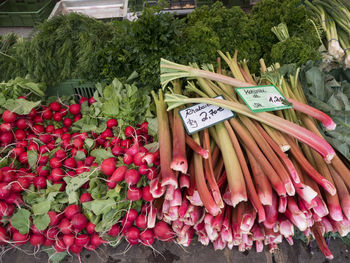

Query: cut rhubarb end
<box><xmin>278</xmin><ymin>196</ymin><xmax>287</xmax><ymax>213</ymax></box>
<box><xmin>281</xmin><ymin>145</ymin><xmax>291</xmax><ymax>152</ymax></box>
<box><xmin>259</xmin><ymin>193</ymin><xmax>273</xmax><ymax>206</ymax></box>
<box><xmin>325</xmin><ymin>153</ymin><xmax>336</xmax><ymax>164</ymax></box>
<box><xmin>328</xmin><ymin>204</ymin><xmax>344</xmax><ymax>222</ymax></box>
<box><xmin>170</xmin><ymin>159</ymin><xmax>188</xmax><ymax>174</ymax></box>
<box><xmin>200</xmin><ymin>149</ymin><xmax>209</xmax><ymax>159</ymax></box>
<box><xmin>285</xmin><ymin>182</ymin><xmax>295</xmax><ymax>196</ymax></box>
<box><xmin>256</xmin><ymin>240</ymin><xmax>264</xmax><ymax>252</ymax></box>
<box><xmin>321</xmin><ymin>179</ymin><xmax>336</xmax><ymax>196</ymax></box>
<box><xmin>161</xmin><ymin>176</ymin><xmax>179</xmax><ymax>189</ymax></box>
<box><xmin>187</xmin><ymin>191</ymin><xmax>204</xmax><ymax>206</ymax></box>
<box><xmin>312</xmin><ymin>197</ymin><xmax>329</xmax><ymax>218</ymax></box>
<box><xmin>231</xmin><ymin>193</ymin><xmax>248</xmax><ymax>208</ymax></box>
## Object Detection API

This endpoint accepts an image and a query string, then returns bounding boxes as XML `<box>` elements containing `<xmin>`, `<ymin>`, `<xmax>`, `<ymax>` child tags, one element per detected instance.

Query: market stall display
<box><xmin>0</xmin><ymin>0</ymin><xmax>349</xmax><ymax>262</ymax></box>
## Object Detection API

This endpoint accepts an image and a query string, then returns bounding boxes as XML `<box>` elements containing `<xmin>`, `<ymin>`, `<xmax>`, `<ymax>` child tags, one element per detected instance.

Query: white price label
<box><xmin>179</xmin><ymin>96</ymin><xmax>235</xmax><ymax>135</ymax></box>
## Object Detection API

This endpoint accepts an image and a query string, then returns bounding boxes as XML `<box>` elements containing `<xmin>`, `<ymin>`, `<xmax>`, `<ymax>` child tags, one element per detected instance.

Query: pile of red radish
<box><xmin>0</xmin><ymin>97</ymin><xmax>174</xmax><ymax>262</ymax></box>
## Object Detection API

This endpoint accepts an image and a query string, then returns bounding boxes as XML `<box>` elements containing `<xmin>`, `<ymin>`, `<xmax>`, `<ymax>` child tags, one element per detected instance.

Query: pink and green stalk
<box><xmin>187</xmin><ymin>190</ymin><xmax>203</xmax><ymax>206</ymax></box>
<box><xmin>169</xmin><ymin>188</ymin><xmax>182</xmax><ymax>207</ymax></box>
<box><xmin>165</xmin><ymin>94</ymin><xmax>335</xmax><ymax>163</ymax></box>
<box><xmin>179</xmin><ymin>174</ymin><xmax>190</xmax><ymax>189</ymax></box>
<box><xmin>312</xmin><ymin>196</ymin><xmax>330</xmax><ymax>218</ymax></box>
<box><xmin>285</xmin><ymin>210</ymin><xmax>308</xmax><ymax>231</ymax></box>
<box><xmin>240</xmin><ymin>204</ymin><xmax>257</xmax><ymax>233</ymax></box>
<box><xmin>178</xmin><ymin>198</ymin><xmax>190</xmax><ymax>218</ymax></box>
<box><xmin>160</xmin><ymin>59</ymin><xmax>336</xmax><ymax>132</ymax></box>
<box><xmin>293</xmin><ymin>180</ymin><xmax>318</xmax><ymax>205</ymax></box>
<box><xmin>165</xmin><ymin>185</ymin><xmax>175</xmax><ymax>201</ymax></box>
<box><xmin>152</xmin><ymin>90</ymin><xmax>178</xmax><ymax>188</ymax></box>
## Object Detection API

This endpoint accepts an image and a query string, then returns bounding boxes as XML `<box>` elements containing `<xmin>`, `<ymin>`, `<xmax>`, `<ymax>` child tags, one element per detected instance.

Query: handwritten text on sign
<box><xmin>179</xmin><ymin>96</ymin><xmax>235</xmax><ymax>135</ymax></box>
<box><xmin>235</xmin><ymin>85</ymin><xmax>292</xmax><ymax>113</ymax></box>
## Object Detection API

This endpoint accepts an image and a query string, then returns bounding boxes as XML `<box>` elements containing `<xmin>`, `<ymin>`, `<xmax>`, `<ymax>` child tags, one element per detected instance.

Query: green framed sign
<box><xmin>235</xmin><ymin>85</ymin><xmax>292</xmax><ymax>113</ymax></box>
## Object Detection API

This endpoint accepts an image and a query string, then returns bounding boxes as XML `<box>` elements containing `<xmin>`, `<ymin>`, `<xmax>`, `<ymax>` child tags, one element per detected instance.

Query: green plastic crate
<box><xmin>0</xmin><ymin>0</ymin><xmax>54</xmax><ymax>26</ymax></box>
<box><xmin>46</xmin><ymin>79</ymin><xmax>97</xmax><ymax>98</ymax></box>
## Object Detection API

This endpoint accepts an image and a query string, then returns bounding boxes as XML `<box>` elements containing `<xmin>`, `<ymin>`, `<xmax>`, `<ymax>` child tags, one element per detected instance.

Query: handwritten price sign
<box><xmin>235</xmin><ymin>85</ymin><xmax>292</xmax><ymax>113</ymax></box>
<box><xmin>179</xmin><ymin>96</ymin><xmax>235</xmax><ymax>135</ymax></box>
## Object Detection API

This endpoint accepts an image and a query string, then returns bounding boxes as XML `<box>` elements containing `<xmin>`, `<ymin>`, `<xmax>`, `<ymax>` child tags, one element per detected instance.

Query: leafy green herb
<box><xmin>11</xmin><ymin>209</ymin><xmax>31</xmax><ymax>234</ymax></box>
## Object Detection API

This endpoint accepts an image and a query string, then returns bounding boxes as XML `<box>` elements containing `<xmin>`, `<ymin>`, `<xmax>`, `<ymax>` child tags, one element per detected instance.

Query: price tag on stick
<box><xmin>235</xmin><ymin>85</ymin><xmax>292</xmax><ymax>113</ymax></box>
<box><xmin>179</xmin><ymin>96</ymin><xmax>235</xmax><ymax>135</ymax></box>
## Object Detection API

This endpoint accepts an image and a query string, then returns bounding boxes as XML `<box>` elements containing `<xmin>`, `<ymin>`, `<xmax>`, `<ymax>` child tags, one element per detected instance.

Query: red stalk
<box><xmin>232</xmin><ymin>205</ymin><xmax>241</xmax><ymax>239</ymax></box>
<box><xmin>192</xmin><ymin>133</ymin><xmax>220</xmax><ymax>216</ymax></box>
<box><xmin>286</xmin><ymin>136</ymin><xmax>336</xmax><ymax>196</ymax></box>
<box><xmin>240</xmin><ymin>203</ymin><xmax>257</xmax><ymax>233</ymax></box>
<box><xmin>311</xmin><ymin>222</ymin><xmax>334</xmax><ymax>260</ymax></box>
<box><xmin>179</xmin><ymin>174</ymin><xmax>190</xmax><ymax>189</ymax></box>
<box><xmin>231</xmin><ymin>119</ymin><xmax>286</xmax><ymax>196</ymax></box>
<box><xmin>331</xmin><ymin>156</ymin><xmax>350</xmax><ymax>190</ymax></box>
<box><xmin>242</xmin><ymin>119</ymin><xmax>294</xmax><ymax>196</ymax></box>
<box><xmin>224</xmin><ymin>122</ymin><xmax>266</xmax><ymax>222</ymax></box>
<box><xmin>263</xmin><ymin>192</ymin><xmax>278</xmax><ymax>229</ymax></box>
<box><xmin>203</xmin><ymin>129</ymin><xmax>224</xmax><ymax>208</ymax></box>
<box><xmin>152</xmin><ymin>90</ymin><xmax>178</xmax><ymax>188</ymax></box>
<box><xmin>246</xmin><ymin>150</ymin><xmax>273</xmax><ymax>205</ymax></box>
<box><xmin>329</xmin><ymin>165</ymin><xmax>350</xmax><ymax>221</ymax></box>
<box><xmin>170</xmin><ymin>82</ymin><xmax>188</xmax><ymax>174</ymax></box>
<box><xmin>278</xmin><ymin>196</ymin><xmax>287</xmax><ymax>213</ymax></box>
<box><xmin>255</xmin><ymin>123</ymin><xmax>300</xmax><ymax>184</ymax></box>
<box><xmin>185</xmin><ymin>134</ymin><xmax>209</xmax><ymax>159</ymax></box>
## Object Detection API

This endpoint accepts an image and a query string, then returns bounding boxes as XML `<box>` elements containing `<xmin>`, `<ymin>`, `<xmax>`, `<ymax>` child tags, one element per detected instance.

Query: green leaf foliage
<box><xmin>11</xmin><ymin>209</ymin><xmax>31</xmax><ymax>234</ymax></box>
<box><xmin>33</xmin><ymin>214</ymin><xmax>50</xmax><ymax>230</ymax></box>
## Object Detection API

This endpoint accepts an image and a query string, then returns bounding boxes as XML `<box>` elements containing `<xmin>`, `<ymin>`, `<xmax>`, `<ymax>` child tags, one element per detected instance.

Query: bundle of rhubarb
<box><xmin>150</xmin><ymin>52</ymin><xmax>350</xmax><ymax>259</ymax></box>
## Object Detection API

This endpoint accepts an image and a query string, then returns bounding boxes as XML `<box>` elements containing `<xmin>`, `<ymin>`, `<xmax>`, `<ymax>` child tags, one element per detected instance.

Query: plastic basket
<box><xmin>46</xmin><ymin>79</ymin><xmax>97</xmax><ymax>98</ymax></box>
<box><xmin>129</xmin><ymin>0</ymin><xmax>195</xmax><ymax>12</ymax></box>
<box><xmin>0</xmin><ymin>0</ymin><xmax>54</xmax><ymax>26</ymax></box>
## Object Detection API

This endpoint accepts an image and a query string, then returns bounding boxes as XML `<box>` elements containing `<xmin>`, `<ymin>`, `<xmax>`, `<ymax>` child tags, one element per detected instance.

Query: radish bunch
<box><xmin>0</xmin><ymin>97</ymin><xmax>172</xmax><ymax>261</ymax></box>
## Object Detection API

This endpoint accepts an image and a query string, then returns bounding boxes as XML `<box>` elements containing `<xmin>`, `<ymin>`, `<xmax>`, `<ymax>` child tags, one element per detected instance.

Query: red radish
<box><xmin>33</xmin><ymin>116</ymin><xmax>43</xmax><ymax>123</ymax></box>
<box><xmin>101</xmin><ymin>129</ymin><xmax>113</xmax><ymax>139</ymax></box>
<box><xmin>107</xmin><ymin>180</ymin><xmax>117</xmax><ymax>189</ymax></box>
<box><xmin>125</xmin><ymin>227</ymin><xmax>139</xmax><ymax>243</ymax></box>
<box><xmin>62</xmin><ymin>127</ymin><xmax>69</xmax><ymax>133</ymax></box>
<box><xmin>80</xmin><ymin>193</ymin><xmax>92</xmax><ymax>203</ymax></box>
<box><xmin>2</xmin><ymin>110</ymin><xmax>17</xmax><ymax>123</ymax></box>
<box><xmin>59</xmin><ymin>218</ymin><xmax>72</xmax><ymax>234</ymax></box>
<box><xmin>71</xmin><ymin>213</ymin><xmax>88</xmax><ymax>232</ymax></box>
<box><xmin>0</xmin><ymin>226</ymin><xmax>8</xmax><ymax>244</ymax></box>
<box><xmin>49</xmin><ymin>157</ymin><xmax>62</xmax><ymax>169</ymax></box>
<box><xmin>101</xmin><ymin>158</ymin><xmax>116</xmax><ymax>176</ymax></box>
<box><xmin>88</xmin><ymin>97</ymin><xmax>96</xmax><ymax>105</ymax></box>
<box><xmin>138</xmin><ymin>164</ymin><xmax>149</xmax><ymax>175</ymax></box>
<box><xmin>142</xmin><ymin>186</ymin><xmax>154</xmax><ymax>202</ymax></box>
<box><xmin>75</xmin><ymin>234</ymin><xmax>89</xmax><ymax>247</ymax></box>
<box><xmin>2</xmin><ymin>171</ymin><xmax>14</xmax><ymax>183</ymax></box>
<box><xmin>135</xmin><ymin>214</ymin><xmax>147</xmax><ymax>229</ymax></box>
<box><xmin>69</xmin><ymin>104</ymin><xmax>81</xmax><ymax>115</ymax></box>
<box><xmin>55</xmin><ymin>239</ymin><xmax>66</xmax><ymax>252</ymax></box>
<box><xmin>0</xmin><ymin>123</ymin><xmax>11</xmax><ymax>132</ymax></box>
<box><xmin>59</xmin><ymin>108</ymin><xmax>68</xmax><ymax>117</ymax></box>
<box><xmin>64</xmin><ymin>158</ymin><xmax>76</xmax><ymax>169</ymax></box>
<box><xmin>12</xmin><ymin>232</ymin><xmax>28</xmax><ymax>245</ymax></box>
<box><xmin>61</xmin><ymin>133</ymin><xmax>71</xmax><ymax>141</ymax></box>
<box><xmin>51</xmin><ymin>168</ymin><xmax>64</xmax><ymax>182</ymax></box>
<box><xmin>125</xmin><ymin>169</ymin><xmax>140</xmax><ymax>186</ymax></box>
<box><xmin>11</xmin><ymin>177</ymin><xmax>30</xmax><ymax>192</ymax></box>
<box><xmin>154</xmin><ymin>221</ymin><xmax>174</xmax><ymax>241</ymax></box>
<box><xmin>125</xmin><ymin>209</ymin><xmax>138</xmax><ymax>222</ymax></box>
<box><xmin>127</xmin><ymin>187</ymin><xmax>142</xmax><ymax>201</ymax></box>
<box><xmin>110</xmin><ymin>166</ymin><xmax>127</xmax><ymax>183</ymax></box>
<box><xmin>38</xmin><ymin>134</ymin><xmax>51</xmax><ymax>144</ymax></box>
<box><xmin>120</xmin><ymin>218</ymin><xmax>133</xmax><ymax>230</ymax></box>
<box><xmin>107</xmin><ymin>119</ymin><xmax>118</xmax><ymax>128</ymax></box>
<box><xmin>46</xmin><ymin>228</ymin><xmax>59</xmax><ymax>240</ymax></box>
<box><xmin>86</xmin><ymin>222</ymin><xmax>95</xmax><ymax>234</ymax></box>
<box><xmin>124</xmin><ymin>126</ymin><xmax>135</xmax><ymax>137</ymax></box>
<box><xmin>33</xmin><ymin>176</ymin><xmax>46</xmax><ymax>189</ymax></box>
<box><xmin>64</xmin><ymin>204</ymin><xmax>80</xmax><ymax>220</ymax></box>
<box><xmin>43</xmin><ymin>238</ymin><xmax>54</xmax><ymax>247</ymax></box>
<box><xmin>18</xmin><ymin>152</ymin><xmax>28</xmax><ymax>164</ymax></box>
<box><xmin>112</xmin><ymin>145</ymin><xmax>124</xmax><ymax>156</ymax></box>
<box><xmin>73</xmin><ymin>138</ymin><xmax>84</xmax><ymax>149</ymax></box>
<box><xmin>53</xmin><ymin>181</ymin><xmax>66</xmax><ymax>191</ymax></box>
<box><xmin>133</xmin><ymin>152</ymin><xmax>146</xmax><ymax>166</ymax></box>
<box><xmin>80</xmin><ymin>97</ymin><xmax>88</xmax><ymax>105</ymax></box>
<box><xmin>63</xmin><ymin>118</ymin><xmax>73</xmax><ymax>127</ymax></box>
<box><xmin>32</xmin><ymin>224</ymin><xmax>44</xmax><ymax>235</ymax></box>
<box><xmin>90</xmin><ymin>234</ymin><xmax>106</xmax><ymax>247</ymax></box>
<box><xmin>0</xmin><ymin>201</ymin><xmax>9</xmax><ymax>216</ymax></box>
<box><xmin>0</xmin><ymin>183</ymin><xmax>11</xmax><ymax>200</ymax></box>
<box><xmin>54</xmin><ymin>149</ymin><xmax>66</xmax><ymax>160</ymax></box>
<box><xmin>120</xmin><ymin>139</ymin><xmax>131</xmax><ymax>148</ymax></box>
<box><xmin>48</xmin><ymin>211</ymin><xmax>62</xmax><ymax>227</ymax></box>
<box><xmin>108</xmin><ymin>224</ymin><xmax>121</xmax><ymax>237</ymax></box>
<box><xmin>37</xmin><ymin>166</ymin><xmax>49</xmax><ymax>177</ymax></box>
<box><xmin>42</xmin><ymin>110</ymin><xmax>53</xmax><ymax>120</ymax></box>
<box><xmin>146</xmin><ymin>167</ymin><xmax>158</xmax><ymax>180</ymax></box>
<box><xmin>45</xmin><ymin>124</ymin><xmax>55</xmax><ymax>133</ymax></box>
<box><xmin>70</xmin><ymin>244</ymin><xmax>83</xmax><ymax>256</ymax></box>
<box><xmin>38</xmin><ymin>155</ymin><xmax>49</xmax><ymax>165</ymax></box>
<box><xmin>140</xmin><ymin>229</ymin><xmax>154</xmax><ymax>246</ymax></box>
<box><xmin>63</xmin><ymin>234</ymin><xmax>75</xmax><ymax>247</ymax></box>
<box><xmin>85</xmin><ymin>156</ymin><xmax>95</xmax><ymax>166</ymax></box>
<box><xmin>16</xmin><ymin>119</ymin><xmax>27</xmax><ymax>130</ymax></box>
<box><xmin>14</xmin><ymin>130</ymin><xmax>26</xmax><ymax>141</ymax></box>
<box><xmin>39</xmin><ymin>145</ymin><xmax>49</xmax><ymax>154</ymax></box>
<box><xmin>49</xmin><ymin>102</ymin><xmax>61</xmax><ymax>112</ymax></box>
<box><xmin>30</xmin><ymin>234</ymin><xmax>44</xmax><ymax>246</ymax></box>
